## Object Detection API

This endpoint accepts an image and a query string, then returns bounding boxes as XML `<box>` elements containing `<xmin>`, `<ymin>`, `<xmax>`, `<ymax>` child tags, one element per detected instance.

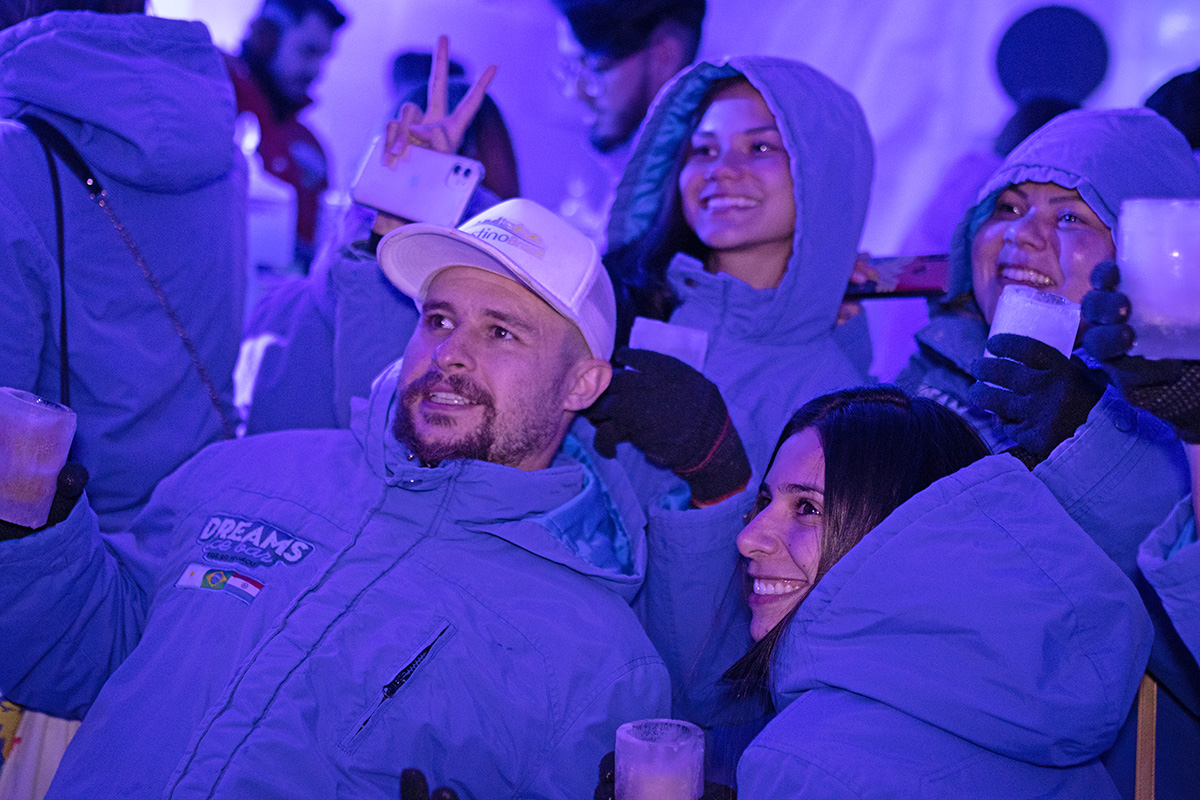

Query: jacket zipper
<box><xmin>355</xmin><ymin>627</ymin><xmax>447</xmax><ymax>734</ymax></box>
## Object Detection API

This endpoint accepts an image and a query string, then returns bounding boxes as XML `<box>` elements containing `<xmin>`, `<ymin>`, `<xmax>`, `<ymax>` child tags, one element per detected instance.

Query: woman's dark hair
<box><xmin>604</xmin><ymin>75</ymin><xmax>751</xmax><ymax>346</ymax></box>
<box><xmin>721</xmin><ymin>385</ymin><xmax>990</xmax><ymax>703</ymax></box>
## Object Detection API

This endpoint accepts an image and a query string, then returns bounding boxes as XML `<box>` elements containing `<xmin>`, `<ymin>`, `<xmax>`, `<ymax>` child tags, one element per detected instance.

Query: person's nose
<box><xmin>432</xmin><ymin>330</ymin><xmax>475</xmax><ymax>373</ymax></box>
<box><xmin>1004</xmin><ymin>209</ymin><xmax>1048</xmax><ymax>250</ymax></box>
<box><xmin>737</xmin><ymin>511</ymin><xmax>779</xmax><ymax>560</ymax></box>
<box><xmin>706</xmin><ymin>148</ymin><xmax>745</xmax><ymax>181</ymax></box>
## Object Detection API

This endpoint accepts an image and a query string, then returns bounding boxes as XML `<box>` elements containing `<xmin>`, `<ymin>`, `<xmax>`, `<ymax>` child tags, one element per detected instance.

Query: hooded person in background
<box><xmin>588</xmin><ymin>56</ymin><xmax>874</xmax><ymax>489</ymax></box>
<box><xmin>227</xmin><ymin>0</ymin><xmax>346</xmax><ymax>271</ymax></box>
<box><xmin>0</xmin><ymin>1</ymin><xmax>244</xmax><ymax>793</ymax></box>
<box><xmin>895</xmin><ymin>107</ymin><xmax>1200</xmax><ymax>798</ymax></box>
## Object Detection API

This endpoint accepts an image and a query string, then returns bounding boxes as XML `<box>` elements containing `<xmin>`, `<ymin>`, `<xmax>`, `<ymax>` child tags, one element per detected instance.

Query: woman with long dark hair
<box><xmin>643</xmin><ymin>387</ymin><xmax>1152</xmax><ymax>795</ymax></box>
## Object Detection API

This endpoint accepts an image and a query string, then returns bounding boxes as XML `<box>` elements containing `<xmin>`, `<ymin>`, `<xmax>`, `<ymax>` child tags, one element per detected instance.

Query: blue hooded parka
<box><xmin>0</xmin><ymin>361</ymin><xmax>670</xmax><ymax>799</ymax></box>
<box><xmin>895</xmin><ymin>108</ymin><xmax>1200</xmax><ymax>798</ymax></box>
<box><xmin>608</xmin><ymin>56</ymin><xmax>875</xmax><ymax>473</ymax></box>
<box><xmin>0</xmin><ymin>11</ymin><xmax>244</xmax><ymax>532</ymax></box>
<box><xmin>738</xmin><ymin>455</ymin><xmax>1152</xmax><ymax>798</ymax></box>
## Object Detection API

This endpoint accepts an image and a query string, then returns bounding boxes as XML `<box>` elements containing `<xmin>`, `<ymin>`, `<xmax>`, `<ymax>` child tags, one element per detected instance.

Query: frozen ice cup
<box><xmin>0</xmin><ymin>388</ymin><xmax>76</xmax><ymax>528</ymax></box>
<box><xmin>615</xmin><ymin>718</ymin><xmax>704</xmax><ymax>800</ymax></box>
<box><xmin>1118</xmin><ymin>199</ymin><xmax>1200</xmax><ymax>360</ymax></box>
<box><xmin>987</xmin><ymin>284</ymin><xmax>1081</xmax><ymax>357</ymax></box>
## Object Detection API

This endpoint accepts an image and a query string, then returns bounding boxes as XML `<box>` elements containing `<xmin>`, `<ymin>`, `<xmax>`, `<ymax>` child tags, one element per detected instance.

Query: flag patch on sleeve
<box><xmin>176</xmin><ymin>563</ymin><xmax>263</xmax><ymax>604</ymax></box>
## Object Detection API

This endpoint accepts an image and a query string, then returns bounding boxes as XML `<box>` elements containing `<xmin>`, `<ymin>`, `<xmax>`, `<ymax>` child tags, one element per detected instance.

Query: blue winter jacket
<box><xmin>0</xmin><ymin>12</ymin><xmax>244</xmax><ymax>532</ymax></box>
<box><xmin>608</xmin><ymin>56</ymin><xmax>874</xmax><ymax>472</ymax></box>
<box><xmin>1140</xmin><ymin>496</ymin><xmax>1200</xmax><ymax>664</ymax></box>
<box><xmin>737</xmin><ymin>455</ymin><xmax>1152</xmax><ymax>798</ymax></box>
<box><xmin>0</xmin><ymin>361</ymin><xmax>670</xmax><ymax>799</ymax></box>
<box><xmin>894</xmin><ymin>108</ymin><xmax>1200</xmax><ymax>798</ymax></box>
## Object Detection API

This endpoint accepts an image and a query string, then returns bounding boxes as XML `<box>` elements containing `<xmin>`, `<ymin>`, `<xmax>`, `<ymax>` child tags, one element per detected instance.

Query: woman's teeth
<box><xmin>753</xmin><ymin>578</ymin><xmax>806</xmax><ymax>596</ymax></box>
<box><xmin>1000</xmin><ymin>266</ymin><xmax>1054</xmax><ymax>287</ymax></box>
<box><xmin>705</xmin><ymin>196</ymin><xmax>759</xmax><ymax>210</ymax></box>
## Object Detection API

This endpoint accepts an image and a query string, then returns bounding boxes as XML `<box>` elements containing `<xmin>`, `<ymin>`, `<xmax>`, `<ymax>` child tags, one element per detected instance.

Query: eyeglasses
<box><xmin>552</xmin><ymin>53</ymin><xmax>625</xmax><ymax>100</ymax></box>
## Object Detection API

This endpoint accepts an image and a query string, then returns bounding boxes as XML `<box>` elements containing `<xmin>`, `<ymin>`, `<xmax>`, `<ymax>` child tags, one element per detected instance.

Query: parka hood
<box><xmin>772</xmin><ymin>455</ymin><xmax>1152</xmax><ymax>766</ymax></box>
<box><xmin>0</xmin><ymin>11</ymin><xmax>236</xmax><ymax>192</ymax></box>
<box><xmin>609</xmin><ymin>55</ymin><xmax>874</xmax><ymax>340</ymax></box>
<box><xmin>350</xmin><ymin>359</ymin><xmax>649</xmax><ymax>603</ymax></box>
<box><xmin>947</xmin><ymin>108</ymin><xmax>1200</xmax><ymax>301</ymax></box>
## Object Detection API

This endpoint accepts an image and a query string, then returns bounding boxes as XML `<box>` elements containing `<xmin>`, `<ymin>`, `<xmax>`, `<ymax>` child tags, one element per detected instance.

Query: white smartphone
<box><xmin>350</xmin><ymin>136</ymin><xmax>484</xmax><ymax>227</ymax></box>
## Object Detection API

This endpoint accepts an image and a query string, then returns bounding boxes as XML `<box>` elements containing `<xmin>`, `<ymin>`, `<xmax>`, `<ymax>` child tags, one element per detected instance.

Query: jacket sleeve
<box><xmin>639</xmin><ymin>490</ymin><xmax>760</xmax><ymax>731</ymax></box>
<box><xmin>1034</xmin><ymin>386</ymin><xmax>1200</xmax><ymax>712</ymax></box>
<box><xmin>0</xmin><ymin>466</ymin><xmax>189</xmax><ymax>717</ymax></box>
<box><xmin>524</xmin><ymin>658</ymin><xmax>671</xmax><ymax>800</ymax></box>
<box><xmin>1139</xmin><ymin>496</ymin><xmax>1200</xmax><ymax>664</ymax></box>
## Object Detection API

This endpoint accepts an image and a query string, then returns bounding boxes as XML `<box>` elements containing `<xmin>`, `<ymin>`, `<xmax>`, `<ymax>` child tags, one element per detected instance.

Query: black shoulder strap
<box><xmin>19</xmin><ymin>115</ymin><xmax>104</xmax><ymax>196</ymax></box>
<box><xmin>19</xmin><ymin>114</ymin><xmax>74</xmax><ymax>406</ymax></box>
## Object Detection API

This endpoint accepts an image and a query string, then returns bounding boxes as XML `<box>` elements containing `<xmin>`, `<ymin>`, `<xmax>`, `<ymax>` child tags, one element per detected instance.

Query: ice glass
<box><xmin>988</xmin><ymin>284</ymin><xmax>1081</xmax><ymax>357</ymax></box>
<box><xmin>1118</xmin><ymin>198</ymin><xmax>1200</xmax><ymax>360</ymax></box>
<box><xmin>615</xmin><ymin>719</ymin><xmax>704</xmax><ymax>800</ymax></box>
<box><xmin>0</xmin><ymin>388</ymin><xmax>76</xmax><ymax>528</ymax></box>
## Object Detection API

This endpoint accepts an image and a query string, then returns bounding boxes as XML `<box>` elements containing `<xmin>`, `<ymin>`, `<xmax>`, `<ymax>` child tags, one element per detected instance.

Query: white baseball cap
<box><xmin>377</xmin><ymin>198</ymin><xmax>616</xmax><ymax>359</ymax></box>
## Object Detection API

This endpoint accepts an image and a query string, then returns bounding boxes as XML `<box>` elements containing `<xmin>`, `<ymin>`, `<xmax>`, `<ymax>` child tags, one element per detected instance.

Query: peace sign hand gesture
<box><xmin>373</xmin><ymin>36</ymin><xmax>496</xmax><ymax>235</ymax></box>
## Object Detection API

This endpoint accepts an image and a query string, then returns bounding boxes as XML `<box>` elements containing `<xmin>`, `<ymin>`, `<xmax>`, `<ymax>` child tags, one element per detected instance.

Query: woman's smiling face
<box><xmin>736</xmin><ymin>427</ymin><xmax>825</xmax><ymax>642</ymax></box>
<box><xmin>678</xmin><ymin>81</ymin><xmax>796</xmax><ymax>259</ymax></box>
<box><xmin>971</xmin><ymin>181</ymin><xmax>1116</xmax><ymax>322</ymax></box>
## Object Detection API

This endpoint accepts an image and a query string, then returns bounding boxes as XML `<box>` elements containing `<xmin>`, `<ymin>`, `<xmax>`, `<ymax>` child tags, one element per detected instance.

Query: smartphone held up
<box><xmin>351</xmin><ymin>137</ymin><xmax>484</xmax><ymax>228</ymax></box>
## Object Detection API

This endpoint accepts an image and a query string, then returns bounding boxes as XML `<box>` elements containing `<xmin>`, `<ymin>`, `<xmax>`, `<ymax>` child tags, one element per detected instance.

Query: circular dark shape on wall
<box><xmin>996</xmin><ymin>5</ymin><xmax>1109</xmax><ymax>105</ymax></box>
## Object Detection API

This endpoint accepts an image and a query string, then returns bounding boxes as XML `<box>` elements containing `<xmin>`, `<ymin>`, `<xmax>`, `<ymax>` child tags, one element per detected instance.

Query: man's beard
<box><xmin>392</xmin><ymin>369</ymin><xmax>563</xmax><ymax>468</ymax></box>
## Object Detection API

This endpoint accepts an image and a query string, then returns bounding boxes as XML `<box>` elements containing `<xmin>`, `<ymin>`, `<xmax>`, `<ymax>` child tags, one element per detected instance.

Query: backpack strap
<box><xmin>19</xmin><ymin>115</ymin><xmax>71</xmax><ymax>406</ymax></box>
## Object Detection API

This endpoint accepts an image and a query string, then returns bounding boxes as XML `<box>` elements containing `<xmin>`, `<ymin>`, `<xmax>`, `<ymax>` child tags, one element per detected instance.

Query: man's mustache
<box><xmin>402</xmin><ymin>369</ymin><xmax>494</xmax><ymax>408</ymax></box>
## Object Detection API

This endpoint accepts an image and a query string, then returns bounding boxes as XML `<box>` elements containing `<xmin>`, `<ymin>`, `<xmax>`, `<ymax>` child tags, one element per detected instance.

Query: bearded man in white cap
<box><xmin>0</xmin><ymin>198</ymin><xmax>671</xmax><ymax>800</ymax></box>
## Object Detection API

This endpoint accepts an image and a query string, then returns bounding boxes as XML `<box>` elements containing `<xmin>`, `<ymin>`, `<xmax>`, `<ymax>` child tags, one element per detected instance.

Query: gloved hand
<box><xmin>1082</xmin><ymin>260</ymin><xmax>1200</xmax><ymax>443</ymax></box>
<box><xmin>400</xmin><ymin>768</ymin><xmax>459</xmax><ymax>800</ymax></box>
<box><xmin>582</xmin><ymin>348</ymin><xmax>751</xmax><ymax>506</ymax></box>
<box><xmin>968</xmin><ymin>334</ymin><xmax>1107</xmax><ymax>466</ymax></box>
<box><xmin>594</xmin><ymin>751</ymin><xmax>736</xmax><ymax>800</ymax></box>
<box><xmin>0</xmin><ymin>462</ymin><xmax>88</xmax><ymax>541</ymax></box>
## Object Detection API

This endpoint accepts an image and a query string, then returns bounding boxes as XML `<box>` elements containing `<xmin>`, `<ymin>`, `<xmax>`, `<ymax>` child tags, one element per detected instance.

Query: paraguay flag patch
<box><xmin>177</xmin><ymin>563</ymin><xmax>263</xmax><ymax>604</ymax></box>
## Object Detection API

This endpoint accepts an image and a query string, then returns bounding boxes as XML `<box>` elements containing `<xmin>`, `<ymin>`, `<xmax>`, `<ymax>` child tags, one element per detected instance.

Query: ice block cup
<box><xmin>0</xmin><ymin>388</ymin><xmax>76</xmax><ymax>528</ymax></box>
<box><xmin>615</xmin><ymin>718</ymin><xmax>704</xmax><ymax>800</ymax></box>
<box><xmin>987</xmin><ymin>284</ymin><xmax>1081</xmax><ymax>357</ymax></box>
<box><xmin>1118</xmin><ymin>198</ymin><xmax>1200</xmax><ymax>360</ymax></box>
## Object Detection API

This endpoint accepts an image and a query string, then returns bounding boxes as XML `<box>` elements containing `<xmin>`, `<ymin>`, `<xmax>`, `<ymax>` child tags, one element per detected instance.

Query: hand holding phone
<box><xmin>351</xmin><ymin>140</ymin><xmax>483</xmax><ymax>227</ymax></box>
<box><xmin>369</xmin><ymin>35</ymin><xmax>497</xmax><ymax>234</ymax></box>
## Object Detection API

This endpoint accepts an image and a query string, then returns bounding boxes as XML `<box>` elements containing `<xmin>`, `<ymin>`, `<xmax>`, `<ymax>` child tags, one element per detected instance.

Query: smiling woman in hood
<box><xmin>604</xmin><ymin>55</ymin><xmax>875</xmax><ymax>473</ymax></box>
<box><xmin>894</xmin><ymin>108</ymin><xmax>1200</xmax><ymax>798</ymax></box>
<box><xmin>727</xmin><ymin>386</ymin><xmax>1151</xmax><ymax>798</ymax></box>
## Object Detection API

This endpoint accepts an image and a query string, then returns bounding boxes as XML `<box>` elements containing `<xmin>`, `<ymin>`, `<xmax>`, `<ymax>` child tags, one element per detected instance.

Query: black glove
<box><xmin>1082</xmin><ymin>260</ymin><xmax>1200</xmax><ymax>443</ymax></box>
<box><xmin>968</xmin><ymin>334</ymin><xmax>1107</xmax><ymax>466</ymax></box>
<box><xmin>0</xmin><ymin>462</ymin><xmax>88</xmax><ymax>542</ymax></box>
<box><xmin>594</xmin><ymin>751</ymin><xmax>736</xmax><ymax>800</ymax></box>
<box><xmin>399</xmin><ymin>768</ymin><xmax>458</xmax><ymax>800</ymax></box>
<box><xmin>583</xmin><ymin>348</ymin><xmax>751</xmax><ymax>505</ymax></box>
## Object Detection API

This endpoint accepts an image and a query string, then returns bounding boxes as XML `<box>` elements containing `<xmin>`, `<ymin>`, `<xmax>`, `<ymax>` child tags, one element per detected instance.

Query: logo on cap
<box><xmin>469</xmin><ymin>217</ymin><xmax>546</xmax><ymax>260</ymax></box>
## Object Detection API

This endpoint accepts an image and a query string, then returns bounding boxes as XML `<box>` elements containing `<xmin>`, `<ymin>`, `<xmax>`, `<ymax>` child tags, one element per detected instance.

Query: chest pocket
<box><xmin>338</xmin><ymin>622</ymin><xmax>453</xmax><ymax>753</ymax></box>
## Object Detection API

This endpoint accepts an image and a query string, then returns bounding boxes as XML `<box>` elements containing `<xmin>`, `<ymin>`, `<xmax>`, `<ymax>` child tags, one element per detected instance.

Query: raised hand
<box><xmin>968</xmin><ymin>334</ymin><xmax>1106</xmax><ymax>466</ymax></box>
<box><xmin>374</xmin><ymin>36</ymin><xmax>496</xmax><ymax>235</ymax></box>
<box><xmin>1082</xmin><ymin>260</ymin><xmax>1200</xmax><ymax>443</ymax></box>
